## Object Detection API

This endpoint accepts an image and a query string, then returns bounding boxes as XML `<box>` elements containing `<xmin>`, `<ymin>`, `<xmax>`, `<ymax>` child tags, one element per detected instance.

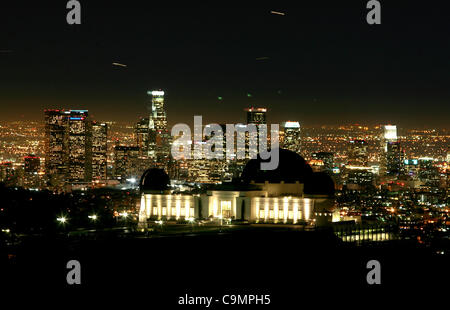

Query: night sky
<box><xmin>0</xmin><ymin>1</ymin><xmax>449</xmax><ymax>128</ymax></box>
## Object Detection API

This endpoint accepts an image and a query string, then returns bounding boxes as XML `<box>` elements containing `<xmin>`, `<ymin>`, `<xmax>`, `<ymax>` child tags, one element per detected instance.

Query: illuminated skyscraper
<box><xmin>135</xmin><ymin>117</ymin><xmax>150</xmax><ymax>156</ymax></box>
<box><xmin>113</xmin><ymin>145</ymin><xmax>140</xmax><ymax>181</ymax></box>
<box><xmin>282</xmin><ymin>121</ymin><xmax>301</xmax><ymax>154</ymax></box>
<box><xmin>44</xmin><ymin>109</ymin><xmax>69</xmax><ymax>188</ymax></box>
<box><xmin>380</xmin><ymin>124</ymin><xmax>398</xmax><ymax>176</ymax></box>
<box><xmin>44</xmin><ymin>109</ymin><xmax>94</xmax><ymax>189</ymax></box>
<box><xmin>381</xmin><ymin>125</ymin><xmax>398</xmax><ymax>151</ymax></box>
<box><xmin>386</xmin><ymin>141</ymin><xmax>404</xmax><ymax>176</ymax></box>
<box><xmin>245</xmin><ymin>107</ymin><xmax>267</xmax><ymax>159</ymax></box>
<box><xmin>246</xmin><ymin>107</ymin><xmax>267</xmax><ymax>125</ymax></box>
<box><xmin>91</xmin><ymin>122</ymin><xmax>108</xmax><ymax>183</ymax></box>
<box><xmin>147</xmin><ymin>90</ymin><xmax>170</xmax><ymax>161</ymax></box>
<box><xmin>67</xmin><ymin>110</ymin><xmax>92</xmax><ymax>186</ymax></box>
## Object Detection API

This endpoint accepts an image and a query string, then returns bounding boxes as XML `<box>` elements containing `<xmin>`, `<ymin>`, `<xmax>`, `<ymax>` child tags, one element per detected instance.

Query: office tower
<box><xmin>67</xmin><ymin>110</ymin><xmax>92</xmax><ymax>186</ymax></box>
<box><xmin>113</xmin><ymin>145</ymin><xmax>140</xmax><ymax>181</ymax></box>
<box><xmin>23</xmin><ymin>155</ymin><xmax>41</xmax><ymax>188</ymax></box>
<box><xmin>44</xmin><ymin>109</ymin><xmax>69</xmax><ymax>188</ymax></box>
<box><xmin>381</xmin><ymin>125</ymin><xmax>397</xmax><ymax>151</ymax></box>
<box><xmin>311</xmin><ymin>152</ymin><xmax>334</xmax><ymax>173</ymax></box>
<box><xmin>386</xmin><ymin>141</ymin><xmax>404</xmax><ymax>176</ymax></box>
<box><xmin>147</xmin><ymin>90</ymin><xmax>170</xmax><ymax>162</ymax></box>
<box><xmin>91</xmin><ymin>122</ymin><xmax>108</xmax><ymax>183</ymax></box>
<box><xmin>418</xmin><ymin>157</ymin><xmax>439</xmax><ymax>186</ymax></box>
<box><xmin>244</xmin><ymin>107</ymin><xmax>267</xmax><ymax>159</ymax></box>
<box><xmin>246</xmin><ymin>107</ymin><xmax>267</xmax><ymax>125</ymax></box>
<box><xmin>44</xmin><ymin>109</ymin><xmax>94</xmax><ymax>189</ymax></box>
<box><xmin>282</xmin><ymin>121</ymin><xmax>301</xmax><ymax>154</ymax></box>
<box><xmin>379</xmin><ymin>125</ymin><xmax>398</xmax><ymax>176</ymax></box>
<box><xmin>348</xmin><ymin>139</ymin><xmax>369</xmax><ymax>166</ymax></box>
<box><xmin>135</xmin><ymin>117</ymin><xmax>150</xmax><ymax>156</ymax></box>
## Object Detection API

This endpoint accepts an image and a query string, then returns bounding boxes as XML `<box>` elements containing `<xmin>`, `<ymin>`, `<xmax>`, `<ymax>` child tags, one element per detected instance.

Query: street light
<box><xmin>88</xmin><ymin>214</ymin><xmax>98</xmax><ymax>221</ymax></box>
<box><xmin>155</xmin><ymin>220</ymin><xmax>164</xmax><ymax>232</ymax></box>
<box><xmin>187</xmin><ymin>217</ymin><xmax>195</xmax><ymax>232</ymax></box>
<box><xmin>57</xmin><ymin>216</ymin><xmax>67</xmax><ymax>223</ymax></box>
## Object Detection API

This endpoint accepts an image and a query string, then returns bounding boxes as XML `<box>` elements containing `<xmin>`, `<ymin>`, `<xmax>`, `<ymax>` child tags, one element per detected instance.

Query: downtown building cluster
<box><xmin>44</xmin><ymin>109</ymin><xmax>107</xmax><ymax>191</ymax></box>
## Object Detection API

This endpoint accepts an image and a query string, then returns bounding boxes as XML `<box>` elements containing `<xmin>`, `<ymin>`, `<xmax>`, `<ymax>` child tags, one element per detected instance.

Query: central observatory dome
<box><xmin>241</xmin><ymin>148</ymin><xmax>313</xmax><ymax>184</ymax></box>
<box><xmin>139</xmin><ymin>168</ymin><xmax>170</xmax><ymax>193</ymax></box>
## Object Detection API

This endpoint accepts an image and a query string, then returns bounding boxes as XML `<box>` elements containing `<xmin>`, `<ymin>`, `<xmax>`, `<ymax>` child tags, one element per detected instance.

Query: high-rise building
<box><xmin>381</xmin><ymin>125</ymin><xmax>397</xmax><ymax>151</ymax></box>
<box><xmin>44</xmin><ymin>109</ymin><xmax>69</xmax><ymax>188</ymax></box>
<box><xmin>282</xmin><ymin>121</ymin><xmax>301</xmax><ymax>154</ymax></box>
<box><xmin>246</xmin><ymin>107</ymin><xmax>267</xmax><ymax>125</ymax></box>
<box><xmin>67</xmin><ymin>110</ymin><xmax>92</xmax><ymax>186</ymax></box>
<box><xmin>348</xmin><ymin>139</ymin><xmax>369</xmax><ymax>166</ymax></box>
<box><xmin>245</xmin><ymin>107</ymin><xmax>267</xmax><ymax>159</ymax></box>
<box><xmin>418</xmin><ymin>157</ymin><xmax>440</xmax><ymax>187</ymax></box>
<box><xmin>386</xmin><ymin>141</ymin><xmax>404</xmax><ymax>176</ymax></box>
<box><xmin>380</xmin><ymin>124</ymin><xmax>398</xmax><ymax>176</ymax></box>
<box><xmin>147</xmin><ymin>90</ymin><xmax>170</xmax><ymax>162</ymax></box>
<box><xmin>113</xmin><ymin>145</ymin><xmax>140</xmax><ymax>181</ymax></box>
<box><xmin>23</xmin><ymin>155</ymin><xmax>41</xmax><ymax>188</ymax></box>
<box><xmin>135</xmin><ymin>117</ymin><xmax>150</xmax><ymax>156</ymax></box>
<box><xmin>91</xmin><ymin>122</ymin><xmax>108</xmax><ymax>183</ymax></box>
<box><xmin>44</xmin><ymin>109</ymin><xmax>95</xmax><ymax>189</ymax></box>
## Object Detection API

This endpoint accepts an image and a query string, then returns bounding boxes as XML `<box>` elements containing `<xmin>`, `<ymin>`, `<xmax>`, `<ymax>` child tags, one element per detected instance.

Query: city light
<box><xmin>56</xmin><ymin>216</ymin><xmax>67</xmax><ymax>224</ymax></box>
<box><xmin>283</xmin><ymin>121</ymin><xmax>300</xmax><ymax>128</ymax></box>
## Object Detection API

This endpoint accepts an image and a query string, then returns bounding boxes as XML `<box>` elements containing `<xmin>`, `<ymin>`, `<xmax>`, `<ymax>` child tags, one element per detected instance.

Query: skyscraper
<box><xmin>44</xmin><ymin>109</ymin><xmax>94</xmax><ymax>189</ymax></box>
<box><xmin>245</xmin><ymin>107</ymin><xmax>267</xmax><ymax>159</ymax></box>
<box><xmin>380</xmin><ymin>124</ymin><xmax>399</xmax><ymax>176</ymax></box>
<box><xmin>246</xmin><ymin>107</ymin><xmax>267</xmax><ymax>125</ymax></box>
<box><xmin>386</xmin><ymin>141</ymin><xmax>404</xmax><ymax>176</ymax></box>
<box><xmin>381</xmin><ymin>125</ymin><xmax>398</xmax><ymax>151</ymax></box>
<box><xmin>135</xmin><ymin>117</ymin><xmax>150</xmax><ymax>157</ymax></box>
<box><xmin>282</xmin><ymin>121</ymin><xmax>301</xmax><ymax>154</ymax></box>
<box><xmin>113</xmin><ymin>145</ymin><xmax>140</xmax><ymax>181</ymax></box>
<box><xmin>92</xmin><ymin>122</ymin><xmax>108</xmax><ymax>183</ymax></box>
<box><xmin>44</xmin><ymin>109</ymin><xmax>69</xmax><ymax>189</ymax></box>
<box><xmin>148</xmin><ymin>90</ymin><xmax>170</xmax><ymax>162</ymax></box>
<box><xmin>67</xmin><ymin>110</ymin><xmax>92</xmax><ymax>186</ymax></box>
